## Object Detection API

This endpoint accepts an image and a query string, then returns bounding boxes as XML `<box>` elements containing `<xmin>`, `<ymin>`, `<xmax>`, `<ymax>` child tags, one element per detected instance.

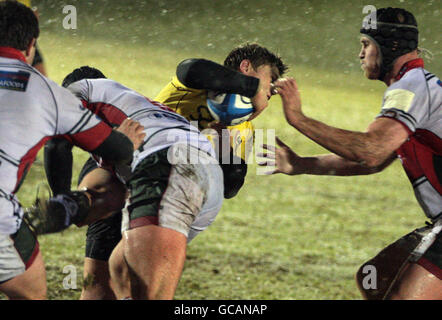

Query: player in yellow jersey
<box><xmin>155</xmin><ymin>43</ymin><xmax>287</xmax><ymax>163</ymax></box>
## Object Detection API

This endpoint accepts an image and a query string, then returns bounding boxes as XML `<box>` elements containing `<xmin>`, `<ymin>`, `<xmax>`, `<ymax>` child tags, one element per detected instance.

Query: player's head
<box><xmin>0</xmin><ymin>0</ymin><xmax>39</xmax><ymax>64</ymax></box>
<box><xmin>223</xmin><ymin>43</ymin><xmax>287</xmax><ymax>78</ymax></box>
<box><xmin>62</xmin><ymin>66</ymin><xmax>107</xmax><ymax>88</ymax></box>
<box><xmin>224</xmin><ymin>43</ymin><xmax>288</xmax><ymax>118</ymax></box>
<box><xmin>360</xmin><ymin>7</ymin><xmax>418</xmax><ymax>81</ymax></box>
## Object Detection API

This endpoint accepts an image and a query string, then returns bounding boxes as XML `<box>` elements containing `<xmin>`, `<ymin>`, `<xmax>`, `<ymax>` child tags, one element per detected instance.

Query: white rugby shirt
<box><xmin>67</xmin><ymin>79</ymin><xmax>217</xmax><ymax>171</ymax></box>
<box><xmin>377</xmin><ymin>59</ymin><xmax>442</xmax><ymax>219</ymax></box>
<box><xmin>0</xmin><ymin>47</ymin><xmax>112</xmax><ymax>234</ymax></box>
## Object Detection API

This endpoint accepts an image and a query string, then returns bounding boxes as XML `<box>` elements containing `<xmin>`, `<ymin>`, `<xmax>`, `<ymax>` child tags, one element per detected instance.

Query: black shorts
<box><xmin>85</xmin><ymin>211</ymin><xmax>122</xmax><ymax>261</ymax></box>
<box><xmin>78</xmin><ymin>157</ymin><xmax>122</xmax><ymax>261</ymax></box>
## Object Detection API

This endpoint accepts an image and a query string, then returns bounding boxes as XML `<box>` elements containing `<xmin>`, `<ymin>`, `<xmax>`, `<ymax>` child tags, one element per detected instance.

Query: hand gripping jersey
<box><xmin>0</xmin><ymin>48</ymin><xmax>111</xmax><ymax>234</ymax></box>
<box><xmin>155</xmin><ymin>76</ymin><xmax>254</xmax><ymax>162</ymax></box>
<box><xmin>66</xmin><ymin>78</ymin><xmax>216</xmax><ymax>170</ymax></box>
<box><xmin>377</xmin><ymin>59</ymin><xmax>442</xmax><ymax>220</ymax></box>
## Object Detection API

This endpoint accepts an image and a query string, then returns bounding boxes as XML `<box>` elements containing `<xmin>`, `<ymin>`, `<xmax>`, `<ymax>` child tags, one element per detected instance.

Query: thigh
<box><xmin>122</xmin><ymin>148</ymin><xmax>208</xmax><ymax>239</ymax></box>
<box><xmin>387</xmin><ymin>262</ymin><xmax>442</xmax><ymax>300</ymax></box>
<box><xmin>123</xmin><ymin>224</ymin><xmax>187</xmax><ymax>300</ymax></box>
<box><xmin>78</xmin><ymin>163</ymin><xmax>127</xmax><ymax>226</ymax></box>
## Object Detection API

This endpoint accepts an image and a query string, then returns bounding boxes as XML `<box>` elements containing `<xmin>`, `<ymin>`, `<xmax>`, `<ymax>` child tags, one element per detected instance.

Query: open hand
<box><xmin>116</xmin><ymin>118</ymin><xmax>146</xmax><ymax>151</ymax></box>
<box><xmin>258</xmin><ymin>136</ymin><xmax>303</xmax><ymax>175</ymax></box>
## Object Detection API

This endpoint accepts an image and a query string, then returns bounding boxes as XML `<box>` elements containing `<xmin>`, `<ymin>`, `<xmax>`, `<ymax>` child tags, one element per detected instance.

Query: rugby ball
<box><xmin>206</xmin><ymin>92</ymin><xmax>254</xmax><ymax>126</ymax></box>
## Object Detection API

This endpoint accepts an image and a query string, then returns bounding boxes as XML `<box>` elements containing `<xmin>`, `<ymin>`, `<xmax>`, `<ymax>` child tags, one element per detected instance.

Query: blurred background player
<box><xmin>260</xmin><ymin>7</ymin><xmax>441</xmax><ymax>299</ymax></box>
<box><xmin>0</xmin><ymin>1</ymin><xmax>141</xmax><ymax>300</ymax></box>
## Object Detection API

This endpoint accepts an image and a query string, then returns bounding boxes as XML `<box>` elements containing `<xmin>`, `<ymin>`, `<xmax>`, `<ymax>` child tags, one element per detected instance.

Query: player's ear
<box><xmin>239</xmin><ymin>59</ymin><xmax>252</xmax><ymax>74</ymax></box>
<box><xmin>24</xmin><ymin>38</ymin><xmax>37</xmax><ymax>65</ymax></box>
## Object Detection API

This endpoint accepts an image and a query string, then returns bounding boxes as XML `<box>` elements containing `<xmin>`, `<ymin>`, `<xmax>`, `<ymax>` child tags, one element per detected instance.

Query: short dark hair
<box><xmin>223</xmin><ymin>43</ymin><xmax>288</xmax><ymax>79</ymax></box>
<box><xmin>0</xmin><ymin>0</ymin><xmax>39</xmax><ymax>50</ymax></box>
<box><xmin>62</xmin><ymin>66</ymin><xmax>107</xmax><ymax>88</ymax></box>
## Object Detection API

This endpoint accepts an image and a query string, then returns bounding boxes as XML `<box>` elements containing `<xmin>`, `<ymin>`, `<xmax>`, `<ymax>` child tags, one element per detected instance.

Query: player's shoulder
<box><xmin>389</xmin><ymin>68</ymin><xmax>427</xmax><ymax>92</ymax></box>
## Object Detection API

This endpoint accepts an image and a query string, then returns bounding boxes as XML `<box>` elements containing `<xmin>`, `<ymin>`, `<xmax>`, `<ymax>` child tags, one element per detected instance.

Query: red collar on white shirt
<box><xmin>394</xmin><ymin>58</ymin><xmax>424</xmax><ymax>81</ymax></box>
<box><xmin>0</xmin><ymin>47</ymin><xmax>27</xmax><ymax>63</ymax></box>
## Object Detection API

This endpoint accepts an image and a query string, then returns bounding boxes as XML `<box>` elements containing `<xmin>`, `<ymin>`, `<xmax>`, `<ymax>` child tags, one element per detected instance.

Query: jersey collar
<box><xmin>394</xmin><ymin>58</ymin><xmax>424</xmax><ymax>81</ymax></box>
<box><xmin>0</xmin><ymin>47</ymin><xmax>27</xmax><ymax>63</ymax></box>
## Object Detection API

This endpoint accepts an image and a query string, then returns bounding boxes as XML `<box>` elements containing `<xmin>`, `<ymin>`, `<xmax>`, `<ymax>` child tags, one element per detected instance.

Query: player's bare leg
<box><xmin>77</xmin><ymin>167</ymin><xmax>127</xmax><ymax>227</ymax></box>
<box><xmin>78</xmin><ymin>168</ymin><xmax>126</xmax><ymax>300</ymax></box>
<box><xmin>386</xmin><ymin>263</ymin><xmax>442</xmax><ymax>300</ymax></box>
<box><xmin>123</xmin><ymin>225</ymin><xmax>187</xmax><ymax>300</ymax></box>
<box><xmin>109</xmin><ymin>240</ymin><xmax>131</xmax><ymax>299</ymax></box>
<box><xmin>80</xmin><ymin>258</ymin><xmax>115</xmax><ymax>300</ymax></box>
<box><xmin>0</xmin><ymin>250</ymin><xmax>46</xmax><ymax>300</ymax></box>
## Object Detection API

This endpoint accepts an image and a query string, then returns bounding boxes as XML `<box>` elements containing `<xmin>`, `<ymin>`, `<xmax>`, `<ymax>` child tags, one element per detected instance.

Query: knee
<box><xmin>109</xmin><ymin>250</ymin><xmax>128</xmax><ymax>281</ymax></box>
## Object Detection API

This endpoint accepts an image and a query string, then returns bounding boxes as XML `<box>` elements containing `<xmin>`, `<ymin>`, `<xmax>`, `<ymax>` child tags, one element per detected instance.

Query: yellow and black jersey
<box><xmin>155</xmin><ymin>76</ymin><xmax>254</xmax><ymax>162</ymax></box>
<box><xmin>17</xmin><ymin>0</ymin><xmax>32</xmax><ymax>7</ymax></box>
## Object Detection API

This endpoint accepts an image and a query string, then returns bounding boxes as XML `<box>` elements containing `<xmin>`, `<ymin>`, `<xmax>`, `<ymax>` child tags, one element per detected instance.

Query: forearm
<box><xmin>44</xmin><ymin>138</ymin><xmax>74</xmax><ymax>195</ymax></box>
<box><xmin>176</xmin><ymin>59</ymin><xmax>259</xmax><ymax>98</ymax></box>
<box><xmin>298</xmin><ymin>153</ymin><xmax>391</xmax><ymax>176</ymax></box>
<box><xmin>285</xmin><ymin>111</ymin><xmax>386</xmax><ymax>167</ymax></box>
<box><xmin>91</xmin><ymin>130</ymin><xmax>133</xmax><ymax>166</ymax></box>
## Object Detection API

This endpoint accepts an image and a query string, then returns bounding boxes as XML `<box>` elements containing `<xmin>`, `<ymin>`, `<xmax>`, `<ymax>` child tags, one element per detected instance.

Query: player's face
<box><xmin>359</xmin><ymin>37</ymin><xmax>381</xmax><ymax>79</ymax></box>
<box><xmin>245</xmin><ymin>64</ymin><xmax>279</xmax><ymax>120</ymax></box>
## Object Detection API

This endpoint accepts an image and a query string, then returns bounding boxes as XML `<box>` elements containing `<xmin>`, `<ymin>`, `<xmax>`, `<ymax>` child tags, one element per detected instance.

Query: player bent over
<box><xmin>40</xmin><ymin>69</ymin><xmax>230</xmax><ymax>299</ymax></box>
<box><xmin>43</xmin><ymin>45</ymin><xmax>287</xmax><ymax>299</ymax></box>
<box><xmin>260</xmin><ymin>8</ymin><xmax>441</xmax><ymax>299</ymax></box>
<box><xmin>0</xmin><ymin>1</ymin><xmax>142</xmax><ymax>300</ymax></box>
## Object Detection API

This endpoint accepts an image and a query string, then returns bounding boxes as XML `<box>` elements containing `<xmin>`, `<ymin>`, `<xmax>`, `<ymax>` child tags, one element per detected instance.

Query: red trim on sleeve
<box><xmin>0</xmin><ymin>47</ymin><xmax>27</xmax><ymax>62</ymax></box>
<box><xmin>68</xmin><ymin>121</ymin><xmax>112</xmax><ymax>152</ymax></box>
<box><xmin>86</xmin><ymin>102</ymin><xmax>127</xmax><ymax>127</ymax></box>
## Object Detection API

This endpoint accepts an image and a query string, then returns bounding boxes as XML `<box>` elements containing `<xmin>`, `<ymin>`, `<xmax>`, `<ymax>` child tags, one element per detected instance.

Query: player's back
<box><xmin>67</xmin><ymin>79</ymin><xmax>216</xmax><ymax>167</ymax></box>
<box><xmin>0</xmin><ymin>57</ymin><xmax>59</xmax><ymax>192</ymax></box>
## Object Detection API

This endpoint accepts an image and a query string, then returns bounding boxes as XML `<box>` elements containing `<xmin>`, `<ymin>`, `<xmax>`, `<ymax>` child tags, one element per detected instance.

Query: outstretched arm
<box><xmin>273</xmin><ymin>78</ymin><xmax>409</xmax><ymax>168</ymax></box>
<box><xmin>259</xmin><ymin>137</ymin><xmax>396</xmax><ymax>176</ymax></box>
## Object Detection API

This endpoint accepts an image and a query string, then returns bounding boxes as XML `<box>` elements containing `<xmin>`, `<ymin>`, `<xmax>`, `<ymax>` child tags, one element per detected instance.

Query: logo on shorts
<box><xmin>0</xmin><ymin>70</ymin><xmax>30</xmax><ymax>92</ymax></box>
